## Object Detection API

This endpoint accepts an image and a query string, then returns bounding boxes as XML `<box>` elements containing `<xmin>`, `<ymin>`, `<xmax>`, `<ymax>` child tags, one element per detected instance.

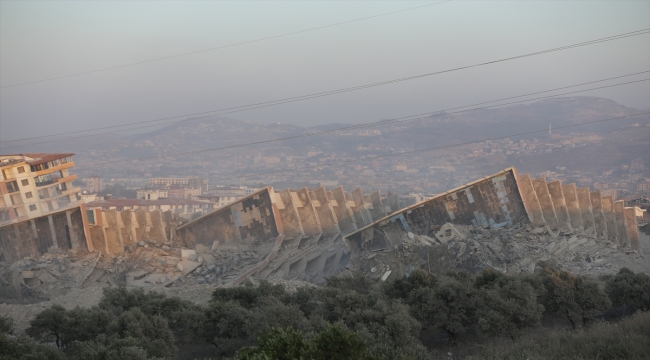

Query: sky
<box><xmin>1</xmin><ymin>0</ymin><xmax>649</xmax><ymax>144</ymax></box>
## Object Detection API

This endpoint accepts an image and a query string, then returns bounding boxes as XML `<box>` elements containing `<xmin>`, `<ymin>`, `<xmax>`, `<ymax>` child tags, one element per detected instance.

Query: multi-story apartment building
<box><xmin>85</xmin><ymin>176</ymin><xmax>103</xmax><ymax>193</ymax></box>
<box><xmin>148</xmin><ymin>176</ymin><xmax>208</xmax><ymax>192</ymax></box>
<box><xmin>0</xmin><ymin>153</ymin><xmax>82</xmax><ymax>225</ymax></box>
<box><xmin>148</xmin><ymin>177</ymin><xmax>190</xmax><ymax>187</ymax></box>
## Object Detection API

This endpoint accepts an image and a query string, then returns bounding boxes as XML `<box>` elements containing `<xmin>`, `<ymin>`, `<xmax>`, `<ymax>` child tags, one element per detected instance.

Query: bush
<box><xmin>237</xmin><ymin>324</ymin><xmax>376</xmax><ymax>360</ymax></box>
<box><xmin>540</xmin><ymin>268</ymin><xmax>611</xmax><ymax>328</ymax></box>
<box><xmin>480</xmin><ymin>311</ymin><xmax>650</xmax><ymax>360</ymax></box>
<box><xmin>409</xmin><ymin>273</ymin><xmax>479</xmax><ymax>345</ymax></box>
<box><xmin>477</xmin><ymin>278</ymin><xmax>544</xmax><ymax>340</ymax></box>
<box><xmin>605</xmin><ymin>268</ymin><xmax>650</xmax><ymax>311</ymax></box>
<box><xmin>385</xmin><ymin>269</ymin><xmax>437</xmax><ymax>299</ymax></box>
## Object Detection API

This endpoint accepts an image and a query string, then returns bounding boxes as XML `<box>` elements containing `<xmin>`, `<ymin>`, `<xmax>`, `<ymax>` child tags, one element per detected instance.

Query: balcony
<box><xmin>32</xmin><ymin>161</ymin><xmax>75</xmax><ymax>177</ymax></box>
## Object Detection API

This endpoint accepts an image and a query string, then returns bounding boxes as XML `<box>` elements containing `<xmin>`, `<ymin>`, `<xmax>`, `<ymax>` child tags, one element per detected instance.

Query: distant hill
<box><xmin>33</xmin><ymin>96</ymin><xmax>648</xmax><ymax>166</ymax></box>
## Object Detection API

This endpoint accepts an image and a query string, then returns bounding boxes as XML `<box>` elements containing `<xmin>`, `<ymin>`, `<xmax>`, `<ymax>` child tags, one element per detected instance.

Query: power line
<box><xmin>4</xmin><ymin>70</ymin><xmax>647</xmax><ymax>151</ymax></box>
<box><xmin>1</xmin><ymin>28</ymin><xmax>648</xmax><ymax>146</ymax></box>
<box><xmin>73</xmin><ymin>77</ymin><xmax>649</xmax><ymax>169</ymax></box>
<box><xmin>0</xmin><ymin>1</ymin><xmax>452</xmax><ymax>89</ymax></box>
<box><xmin>209</xmin><ymin>111</ymin><xmax>650</xmax><ymax>182</ymax></box>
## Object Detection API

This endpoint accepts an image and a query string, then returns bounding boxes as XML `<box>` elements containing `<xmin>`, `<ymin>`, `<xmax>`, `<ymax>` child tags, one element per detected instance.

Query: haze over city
<box><xmin>0</xmin><ymin>2</ymin><xmax>649</xmax><ymax>359</ymax></box>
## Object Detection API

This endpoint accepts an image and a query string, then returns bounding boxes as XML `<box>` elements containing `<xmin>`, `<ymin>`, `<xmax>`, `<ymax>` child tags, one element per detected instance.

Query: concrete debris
<box><xmin>2</xmin><ymin>166</ymin><xmax>648</xmax><ymax>304</ymax></box>
<box><xmin>349</xmin><ymin>222</ymin><xmax>648</xmax><ymax>280</ymax></box>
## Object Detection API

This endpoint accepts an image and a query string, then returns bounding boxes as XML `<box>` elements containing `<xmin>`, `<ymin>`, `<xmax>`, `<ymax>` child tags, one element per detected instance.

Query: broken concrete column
<box><xmin>309</xmin><ymin>187</ymin><xmax>341</xmax><ymax>242</ymax></box>
<box><xmin>134</xmin><ymin>209</ymin><xmax>150</xmax><ymax>241</ymax></box>
<box><xmin>65</xmin><ymin>210</ymin><xmax>80</xmax><ymax>249</ymax></box>
<box><xmin>103</xmin><ymin>209</ymin><xmax>124</xmax><ymax>254</ymax></box>
<box><xmin>293</xmin><ymin>188</ymin><xmax>323</xmax><ymax>247</ymax></box>
<box><xmin>532</xmin><ymin>177</ymin><xmax>559</xmax><ymax>230</ymax></box>
<box><xmin>119</xmin><ymin>209</ymin><xmax>137</xmax><ymax>246</ymax></box>
<box><xmin>368</xmin><ymin>190</ymin><xmax>386</xmax><ymax>220</ymax></box>
<box><xmin>590</xmin><ymin>191</ymin><xmax>608</xmax><ymax>240</ymax></box>
<box><xmin>277</xmin><ymin>189</ymin><xmax>305</xmax><ymax>248</ymax></box>
<box><xmin>562</xmin><ymin>183</ymin><xmax>583</xmax><ymax>230</ymax></box>
<box><xmin>624</xmin><ymin>207</ymin><xmax>640</xmax><ymax>251</ymax></box>
<box><xmin>89</xmin><ymin>209</ymin><xmax>109</xmax><ymax>253</ymax></box>
<box><xmin>601</xmin><ymin>196</ymin><xmax>618</xmax><ymax>242</ymax></box>
<box><xmin>577</xmin><ymin>188</ymin><xmax>596</xmax><ymax>237</ymax></box>
<box><xmin>516</xmin><ymin>174</ymin><xmax>545</xmax><ymax>227</ymax></box>
<box><xmin>148</xmin><ymin>210</ymin><xmax>167</xmax><ymax>243</ymax></box>
<box><xmin>547</xmin><ymin>180</ymin><xmax>572</xmax><ymax>229</ymax></box>
<box><xmin>331</xmin><ymin>186</ymin><xmax>358</xmax><ymax>234</ymax></box>
<box><xmin>613</xmin><ymin>200</ymin><xmax>630</xmax><ymax>247</ymax></box>
<box><xmin>47</xmin><ymin>215</ymin><xmax>59</xmax><ymax>250</ymax></box>
<box><xmin>348</xmin><ymin>188</ymin><xmax>374</xmax><ymax>228</ymax></box>
<box><xmin>382</xmin><ymin>192</ymin><xmax>399</xmax><ymax>214</ymax></box>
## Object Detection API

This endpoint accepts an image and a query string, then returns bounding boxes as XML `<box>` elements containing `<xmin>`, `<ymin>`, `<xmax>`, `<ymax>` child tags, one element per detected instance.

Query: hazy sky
<box><xmin>1</xmin><ymin>1</ymin><xmax>649</xmax><ymax>143</ymax></box>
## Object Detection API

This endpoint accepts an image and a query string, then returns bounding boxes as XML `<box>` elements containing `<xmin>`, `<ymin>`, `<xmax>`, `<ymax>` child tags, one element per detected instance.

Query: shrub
<box><xmin>605</xmin><ymin>268</ymin><xmax>650</xmax><ymax>311</ymax></box>
<box><xmin>409</xmin><ymin>274</ymin><xmax>479</xmax><ymax>345</ymax></box>
<box><xmin>477</xmin><ymin>278</ymin><xmax>544</xmax><ymax>340</ymax></box>
<box><xmin>211</xmin><ymin>281</ymin><xmax>286</xmax><ymax>308</ymax></box>
<box><xmin>540</xmin><ymin>268</ymin><xmax>611</xmax><ymax>328</ymax></box>
<box><xmin>385</xmin><ymin>268</ymin><xmax>437</xmax><ymax>299</ymax></box>
<box><xmin>480</xmin><ymin>311</ymin><xmax>650</xmax><ymax>360</ymax></box>
<box><xmin>237</xmin><ymin>324</ymin><xmax>376</xmax><ymax>360</ymax></box>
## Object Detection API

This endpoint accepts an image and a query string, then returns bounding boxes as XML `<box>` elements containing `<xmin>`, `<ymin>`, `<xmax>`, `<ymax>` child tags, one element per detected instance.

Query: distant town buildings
<box><xmin>0</xmin><ymin>153</ymin><xmax>82</xmax><ymax>225</ymax></box>
<box><xmin>85</xmin><ymin>176</ymin><xmax>103</xmax><ymax>193</ymax></box>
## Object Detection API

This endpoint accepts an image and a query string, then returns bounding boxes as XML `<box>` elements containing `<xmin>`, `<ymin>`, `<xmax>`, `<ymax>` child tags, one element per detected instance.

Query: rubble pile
<box><xmin>354</xmin><ymin>222</ymin><xmax>647</xmax><ymax>281</ymax></box>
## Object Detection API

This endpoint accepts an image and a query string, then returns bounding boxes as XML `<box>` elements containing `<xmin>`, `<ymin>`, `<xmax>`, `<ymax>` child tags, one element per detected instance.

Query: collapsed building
<box><xmin>175</xmin><ymin>186</ymin><xmax>400</xmax><ymax>284</ymax></box>
<box><xmin>1</xmin><ymin>166</ymin><xmax>646</xmax><ymax>299</ymax></box>
<box><xmin>343</xmin><ymin>167</ymin><xmax>644</xmax><ymax>280</ymax></box>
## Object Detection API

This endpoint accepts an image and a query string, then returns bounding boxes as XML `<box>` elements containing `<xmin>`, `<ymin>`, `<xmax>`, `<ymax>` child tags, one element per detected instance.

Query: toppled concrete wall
<box><xmin>345</xmin><ymin>168</ymin><xmax>529</xmax><ymax>257</ymax></box>
<box><xmin>0</xmin><ymin>206</ymin><xmax>88</xmax><ymax>262</ymax></box>
<box><xmin>176</xmin><ymin>185</ymin><xmax>386</xmax><ymax>284</ymax></box>
<box><xmin>87</xmin><ymin>208</ymin><xmax>181</xmax><ymax>255</ymax></box>
<box><xmin>344</xmin><ymin>167</ymin><xmax>644</xmax><ymax>281</ymax></box>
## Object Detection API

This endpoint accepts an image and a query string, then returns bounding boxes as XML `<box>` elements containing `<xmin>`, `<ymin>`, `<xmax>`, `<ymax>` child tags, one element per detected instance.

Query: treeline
<box><xmin>1</xmin><ymin>265</ymin><xmax>650</xmax><ymax>360</ymax></box>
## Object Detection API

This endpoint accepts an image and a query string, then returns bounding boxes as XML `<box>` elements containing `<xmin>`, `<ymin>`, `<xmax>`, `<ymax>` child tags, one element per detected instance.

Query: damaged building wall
<box><xmin>175</xmin><ymin>185</ymin><xmax>387</xmax><ymax>285</ymax></box>
<box><xmin>0</xmin><ymin>206</ymin><xmax>88</xmax><ymax>262</ymax></box>
<box><xmin>343</xmin><ymin>167</ymin><xmax>644</xmax><ymax>281</ymax></box>
<box><xmin>345</xmin><ymin>168</ymin><xmax>528</xmax><ymax>257</ymax></box>
<box><xmin>87</xmin><ymin>208</ymin><xmax>180</xmax><ymax>255</ymax></box>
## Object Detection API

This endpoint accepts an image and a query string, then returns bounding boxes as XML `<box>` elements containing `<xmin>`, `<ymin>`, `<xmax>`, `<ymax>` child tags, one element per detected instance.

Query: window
<box><xmin>25</xmin><ymin>192</ymin><xmax>33</xmax><ymax>199</ymax></box>
<box><xmin>6</xmin><ymin>181</ymin><xmax>19</xmax><ymax>193</ymax></box>
<box><xmin>29</xmin><ymin>204</ymin><xmax>37</xmax><ymax>211</ymax></box>
<box><xmin>17</xmin><ymin>166</ymin><xmax>25</xmax><ymax>173</ymax></box>
<box><xmin>21</xmin><ymin>179</ymin><xmax>29</xmax><ymax>186</ymax></box>
<box><xmin>34</xmin><ymin>174</ymin><xmax>53</xmax><ymax>187</ymax></box>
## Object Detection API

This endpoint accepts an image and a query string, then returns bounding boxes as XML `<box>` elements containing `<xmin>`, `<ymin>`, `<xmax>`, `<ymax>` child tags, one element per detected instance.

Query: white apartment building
<box><xmin>1</xmin><ymin>153</ymin><xmax>82</xmax><ymax>225</ymax></box>
<box><xmin>149</xmin><ymin>177</ymin><xmax>190</xmax><ymax>187</ymax></box>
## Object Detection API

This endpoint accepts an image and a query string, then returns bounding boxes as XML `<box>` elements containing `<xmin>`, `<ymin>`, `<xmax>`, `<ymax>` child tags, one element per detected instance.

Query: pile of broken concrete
<box><xmin>353</xmin><ymin>223</ymin><xmax>646</xmax><ymax>281</ymax></box>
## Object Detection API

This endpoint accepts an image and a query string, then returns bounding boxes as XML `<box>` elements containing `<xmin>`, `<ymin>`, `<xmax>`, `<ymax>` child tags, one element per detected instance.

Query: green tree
<box><xmin>540</xmin><ymin>268</ymin><xmax>611</xmax><ymax>329</ymax></box>
<box><xmin>385</xmin><ymin>269</ymin><xmax>437</xmax><ymax>299</ymax></box>
<box><xmin>477</xmin><ymin>278</ymin><xmax>544</xmax><ymax>340</ymax></box>
<box><xmin>605</xmin><ymin>268</ymin><xmax>650</xmax><ymax>311</ymax></box>
<box><xmin>237</xmin><ymin>325</ymin><xmax>375</xmax><ymax>360</ymax></box>
<box><xmin>409</xmin><ymin>274</ymin><xmax>479</xmax><ymax>345</ymax></box>
<box><xmin>26</xmin><ymin>304</ymin><xmax>69</xmax><ymax>348</ymax></box>
<box><xmin>1</xmin><ymin>315</ymin><xmax>66</xmax><ymax>360</ymax></box>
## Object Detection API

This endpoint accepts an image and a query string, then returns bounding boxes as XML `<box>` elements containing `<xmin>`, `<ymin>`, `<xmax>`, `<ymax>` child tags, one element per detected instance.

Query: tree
<box><xmin>605</xmin><ymin>268</ymin><xmax>650</xmax><ymax>311</ymax></box>
<box><xmin>237</xmin><ymin>325</ymin><xmax>375</xmax><ymax>360</ymax></box>
<box><xmin>409</xmin><ymin>274</ymin><xmax>479</xmax><ymax>345</ymax></box>
<box><xmin>1</xmin><ymin>314</ymin><xmax>66</xmax><ymax>360</ymax></box>
<box><xmin>385</xmin><ymin>269</ymin><xmax>437</xmax><ymax>299</ymax></box>
<box><xmin>26</xmin><ymin>304</ymin><xmax>69</xmax><ymax>348</ymax></box>
<box><xmin>477</xmin><ymin>278</ymin><xmax>544</xmax><ymax>340</ymax></box>
<box><xmin>540</xmin><ymin>268</ymin><xmax>611</xmax><ymax>329</ymax></box>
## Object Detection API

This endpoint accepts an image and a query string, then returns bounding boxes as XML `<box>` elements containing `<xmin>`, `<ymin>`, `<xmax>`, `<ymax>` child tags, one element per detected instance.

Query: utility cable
<box><xmin>1</xmin><ymin>28</ymin><xmax>647</xmax><ymax>145</ymax></box>
<box><xmin>0</xmin><ymin>1</ymin><xmax>452</xmax><ymax>89</ymax></box>
<box><xmin>73</xmin><ymin>77</ymin><xmax>649</xmax><ymax>168</ymax></box>
<box><xmin>3</xmin><ymin>70</ymin><xmax>647</xmax><ymax>150</ymax></box>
